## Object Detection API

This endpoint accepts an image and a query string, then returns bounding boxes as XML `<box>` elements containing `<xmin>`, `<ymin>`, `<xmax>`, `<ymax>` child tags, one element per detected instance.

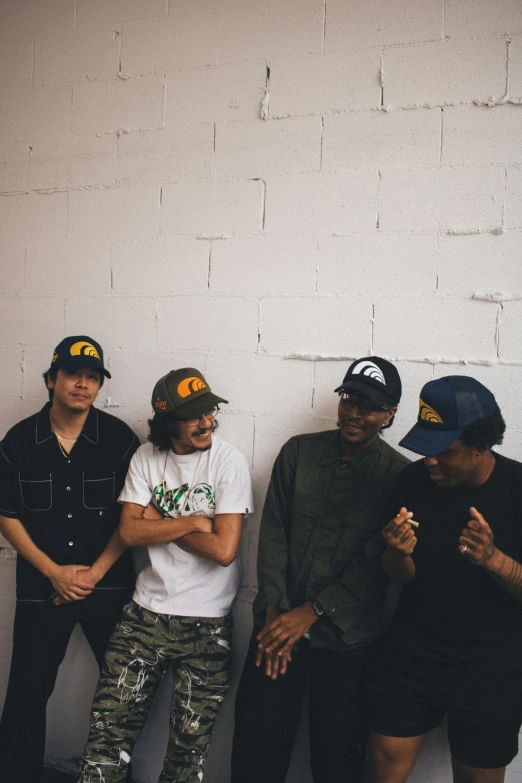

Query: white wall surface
<box><xmin>0</xmin><ymin>1</ymin><xmax>522</xmax><ymax>781</ymax></box>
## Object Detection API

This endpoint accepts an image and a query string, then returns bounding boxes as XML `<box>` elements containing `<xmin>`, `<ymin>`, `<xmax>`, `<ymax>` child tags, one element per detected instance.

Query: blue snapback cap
<box><xmin>399</xmin><ymin>375</ymin><xmax>498</xmax><ymax>456</ymax></box>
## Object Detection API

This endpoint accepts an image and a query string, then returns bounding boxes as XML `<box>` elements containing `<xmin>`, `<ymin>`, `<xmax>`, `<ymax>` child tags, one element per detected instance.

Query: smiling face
<box><xmin>170</xmin><ymin>410</ymin><xmax>216</xmax><ymax>455</ymax></box>
<box><xmin>47</xmin><ymin>368</ymin><xmax>100</xmax><ymax>414</ymax></box>
<box><xmin>337</xmin><ymin>394</ymin><xmax>396</xmax><ymax>457</ymax></box>
<box><xmin>423</xmin><ymin>438</ymin><xmax>487</xmax><ymax>488</ymax></box>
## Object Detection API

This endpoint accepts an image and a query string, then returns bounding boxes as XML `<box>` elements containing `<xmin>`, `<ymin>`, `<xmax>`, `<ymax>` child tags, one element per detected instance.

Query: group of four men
<box><xmin>0</xmin><ymin>335</ymin><xmax>521</xmax><ymax>783</ymax></box>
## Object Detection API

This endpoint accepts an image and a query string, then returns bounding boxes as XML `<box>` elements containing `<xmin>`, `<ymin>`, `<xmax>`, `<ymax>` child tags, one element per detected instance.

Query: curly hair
<box><xmin>148</xmin><ymin>411</ymin><xmax>219</xmax><ymax>452</ymax></box>
<box><xmin>459</xmin><ymin>410</ymin><xmax>505</xmax><ymax>451</ymax></box>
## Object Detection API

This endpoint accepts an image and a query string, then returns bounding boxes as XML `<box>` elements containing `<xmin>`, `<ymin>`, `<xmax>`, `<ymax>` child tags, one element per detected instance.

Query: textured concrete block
<box><xmin>374</xmin><ymin>298</ymin><xmax>498</xmax><ymax>359</ymax></box>
<box><xmin>506</xmin><ymin>168</ymin><xmax>522</xmax><ymax>229</ymax></box>
<box><xmin>0</xmin><ymin>244</ymin><xmax>25</xmax><ymax>295</ymax></box>
<box><xmin>165</xmin><ymin>60</ymin><xmax>266</xmax><ymax>124</ymax></box>
<box><xmin>68</xmin><ymin>184</ymin><xmax>159</xmax><ymax>242</ymax></box>
<box><xmin>260</xmin><ymin>296</ymin><xmax>372</xmax><ymax>355</ymax></box>
<box><xmin>215</xmin><ymin>116</ymin><xmax>321</xmax><ymax>179</ymax></box>
<box><xmin>25</xmin><ymin>241</ymin><xmax>111</xmax><ymax>295</ymax></box>
<box><xmin>268</xmin><ymin>50</ymin><xmax>381</xmax><ymax>117</ymax></box>
<box><xmin>106</xmin><ymin>349</ymin><xmax>207</xmax><ymax>406</ymax></box>
<box><xmin>214</xmin><ymin>412</ymin><xmax>255</xmax><ymax>468</ymax></box>
<box><xmin>117</xmin><ymin>125</ymin><xmax>214</xmax><ymax>185</ymax></box>
<box><xmin>0</xmin><ymin>141</ymin><xmax>30</xmax><ymax>192</ymax></box>
<box><xmin>317</xmin><ymin>234</ymin><xmax>437</xmax><ymax>295</ymax></box>
<box><xmin>121</xmin><ymin>12</ymin><xmax>217</xmax><ymax>75</ymax></box>
<box><xmin>205</xmin><ymin>353</ymin><xmax>314</xmax><ymax>415</ymax></box>
<box><xmin>0</xmin><ymin>296</ymin><xmax>65</xmax><ymax>346</ymax></box>
<box><xmin>161</xmin><ymin>179</ymin><xmax>263</xmax><ymax>237</ymax></box>
<box><xmin>0</xmin><ymin>0</ymin><xmax>75</xmax><ymax>41</ymax></box>
<box><xmin>445</xmin><ymin>0</ymin><xmax>522</xmax><ymax>39</ymax></box>
<box><xmin>499</xmin><ymin>300</ymin><xmax>522</xmax><ymax>360</ymax></box>
<box><xmin>22</xmin><ymin>343</ymin><xmax>66</xmax><ymax>401</ymax></box>
<box><xmin>210</xmin><ymin>236</ymin><xmax>317</xmax><ymax>295</ymax></box>
<box><xmin>0</xmin><ymin>192</ymin><xmax>67</xmax><ymax>243</ymax></box>
<box><xmin>111</xmin><ymin>237</ymin><xmax>209</xmax><ymax>294</ymax></box>
<box><xmin>511</xmin><ymin>37</ymin><xmax>522</xmax><ymax>96</ymax></box>
<box><xmin>72</xmin><ymin>74</ymin><xmax>164</xmax><ymax>135</ymax></box>
<box><xmin>438</xmin><ymin>232</ymin><xmax>522</xmax><ymax>295</ymax></box>
<box><xmin>76</xmin><ymin>0</ymin><xmax>167</xmax><ymax>28</ymax></box>
<box><xmin>29</xmin><ymin>134</ymin><xmax>117</xmax><ymax>190</ymax></box>
<box><xmin>252</xmin><ymin>413</ymin><xmax>327</xmax><ymax>479</ymax></box>
<box><xmin>322</xmin><ymin>109</ymin><xmax>441</xmax><ymax>171</ymax></box>
<box><xmin>0</xmin><ymin>39</ymin><xmax>33</xmax><ymax>88</ymax></box>
<box><xmin>34</xmin><ymin>28</ymin><xmax>120</xmax><ymax>87</ymax></box>
<box><xmin>384</xmin><ymin>38</ymin><xmax>507</xmax><ymax>106</ymax></box>
<box><xmin>158</xmin><ymin>296</ymin><xmax>259</xmax><ymax>352</ymax></box>
<box><xmin>0</xmin><ymin>85</ymin><xmax>72</xmax><ymax>142</ymax></box>
<box><xmin>325</xmin><ymin>0</ymin><xmax>443</xmax><ymax>50</ymax></box>
<box><xmin>379</xmin><ymin>167</ymin><xmax>505</xmax><ymax>232</ymax></box>
<box><xmin>264</xmin><ymin>171</ymin><xmax>378</xmax><ymax>234</ymax></box>
<box><xmin>0</xmin><ymin>348</ymin><xmax>23</xmax><ymax>397</ymax></box>
<box><xmin>443</xmin><ymin>105</ymin><xmax>522</xmax><ymax>166</ymax></box>
<box><xmin>215</xmin><ymin>0</ymin><xmax>324</xmax><ymax>63</ymax></box>
<box><xmin>66</xmin><ymin>296</ymin><xmax>156</xmax><ymax>351</ymax></box>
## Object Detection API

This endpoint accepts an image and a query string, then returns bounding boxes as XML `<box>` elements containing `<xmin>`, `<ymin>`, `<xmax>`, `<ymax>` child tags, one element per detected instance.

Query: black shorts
<box><xmin>365</xmin><ymin>637</ymin><xmax>522</xmax><ymax>769</ymax></box>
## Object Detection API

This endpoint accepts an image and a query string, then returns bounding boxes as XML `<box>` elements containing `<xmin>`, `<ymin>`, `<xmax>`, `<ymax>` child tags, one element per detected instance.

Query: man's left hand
<box><xmin>53</xmin><ymin>566</ymin><xmax>100</xmax><ymax>605</ymax></box>
<box><xmin>458</xmin><ymin>507</ymin><xmax>497</xmax><ymax>567</ymax></box>
<box><xmin>256</xmin><ymin>603</ymin><xmax>318</xmax><ymax>659</ymax></box>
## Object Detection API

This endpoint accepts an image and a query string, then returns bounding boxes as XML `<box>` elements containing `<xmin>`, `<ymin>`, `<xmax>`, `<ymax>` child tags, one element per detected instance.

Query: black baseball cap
<box><xmin>151</xmin><ymin>368</ymin><xmax>228</xmax><ymax>420</ymax></box>
<box><xmin>334</xmin><ymin>356</ymin><xmax>402</xmax><ymax>408</ymax></box>
<box><xmin>399</xmin><ymin>375</ymin><xmax>499</xmax><ymax>456</ymax></box>
<box><xmin>50</xmin><ymin>336</ymin><xmax>110</xmax><ymax>378</ymax></box>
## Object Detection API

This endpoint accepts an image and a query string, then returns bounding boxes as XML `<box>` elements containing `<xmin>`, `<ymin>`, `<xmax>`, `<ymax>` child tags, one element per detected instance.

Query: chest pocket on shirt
<box><xmin>82</xmin><ymin>472</ymin><xmax>115</xmax><ymax>509</ymax></box>
<box><xmin>290</xmin><ymin>496</ymin><xmax>322</xmax><ymax>551</ymax></box>
<box><xmin>19</xmin><ymin>473</ymin><xmax>52</xmax><ymax>511</ymax></box>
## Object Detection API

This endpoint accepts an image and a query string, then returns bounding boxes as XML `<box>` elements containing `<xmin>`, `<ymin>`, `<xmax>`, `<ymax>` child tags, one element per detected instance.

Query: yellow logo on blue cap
<box><xmin>419</xmin><ymin>398</ymin><xmax>443</xmax><ymax>423</ymax></box>
<box><xmin>69</xmin><ymin>341</ymin><xmax>100</xmax><ymax>359</ymax></box>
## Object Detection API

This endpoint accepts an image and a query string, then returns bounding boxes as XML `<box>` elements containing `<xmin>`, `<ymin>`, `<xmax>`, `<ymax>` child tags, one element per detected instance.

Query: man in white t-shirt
<box><xmin>79</xmin><ymin>368</ymin><xmax>254</xmax><ymax>783</ymax></box>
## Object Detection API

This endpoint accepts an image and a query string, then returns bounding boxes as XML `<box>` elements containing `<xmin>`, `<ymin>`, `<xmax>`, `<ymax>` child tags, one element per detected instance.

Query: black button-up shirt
<box><xmin>0</xmin><ymin>402</ymin><xmax>139</xmax><ymax>600</ymax></box>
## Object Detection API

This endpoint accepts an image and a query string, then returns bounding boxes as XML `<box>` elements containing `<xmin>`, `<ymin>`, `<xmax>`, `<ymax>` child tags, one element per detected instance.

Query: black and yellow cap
<box><xmin>51</xmin><ymin>336</ymin><xmax>110</xmax><ymax>378</ymax></box>
<box><xmin>151</xmin><ymin>368</ymin><xmax>228</xmax><ymax>420</ymax></box>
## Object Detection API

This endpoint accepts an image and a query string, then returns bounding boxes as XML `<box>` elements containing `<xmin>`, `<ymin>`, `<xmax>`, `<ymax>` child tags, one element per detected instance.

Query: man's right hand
<box><xmin>255</xmin><ymin>608</ymin><xmax>292</xmax><ymax>680</ymax></box>
<box><xmin>382</xmin><ymin>507</ymin><xmax>417</xmax><ymax>556</ymax></box>
<box><xmin>49</xmin><ymin>564</ymin><xmax>93</xmax><ymax>602</ymax></box>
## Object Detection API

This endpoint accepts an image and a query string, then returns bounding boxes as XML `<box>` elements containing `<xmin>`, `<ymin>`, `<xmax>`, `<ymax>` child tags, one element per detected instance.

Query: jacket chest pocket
<box><xmin>82</xmin><ymin>472</ymin><xmax>115</xmax><ymax>509</ymax></box>
<box><xmin>19</xmin><ymin>473</ymin><xmax>52</xmax><ymax>511</ymax></box>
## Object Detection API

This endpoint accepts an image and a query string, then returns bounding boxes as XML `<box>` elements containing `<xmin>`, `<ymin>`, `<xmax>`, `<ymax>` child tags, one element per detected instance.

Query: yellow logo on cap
<box><xmin>52</xmin><ymin>352</ymin><xmax>59</xmax><ymax>363</ymax></box>
<box><xmin>177</xmin><ymin>377</ymin><xmax>207</xmax><ymax>398</ymax></box>
<box><xmin>419</xmin><ymin>398</ymin><xmax>443</xmax><ymax>423</ymax></box>
<box><xmin>69</xmin><ymin>341</ymin><xmax>100</xmax><ymax>359</ymax></box>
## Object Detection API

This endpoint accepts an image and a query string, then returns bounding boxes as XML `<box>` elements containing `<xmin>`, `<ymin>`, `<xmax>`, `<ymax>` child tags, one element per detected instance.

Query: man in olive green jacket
<box><xmin>231</xmin><ymin>357</ymin><xmax>409</xmax><ymax>783</ymax></box>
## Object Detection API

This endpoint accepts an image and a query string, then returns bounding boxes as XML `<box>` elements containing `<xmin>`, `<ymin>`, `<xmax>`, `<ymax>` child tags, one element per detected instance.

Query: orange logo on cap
<box><xmin>52</xmin><ymin>352</ymin><xmax>59</xmax><ymax>363</ymax></box>
<box><xmin>419</xmin><ymin>398</ymin><xmax>443</xmax><ymax>423</ymax></box>
<box><xmin>69</xmin><ymin>341</ymin><xmax>100</xmax><ymax>359</ymax></box>
<box><xmin>177</xmin><ymin>377</ymin><xmax>207</xmax><ymax>398</ymax></box>
<box><xmin>155</xmin><ymin>397</ymin><xmax>167</xmax><ymax>410</ymax></box>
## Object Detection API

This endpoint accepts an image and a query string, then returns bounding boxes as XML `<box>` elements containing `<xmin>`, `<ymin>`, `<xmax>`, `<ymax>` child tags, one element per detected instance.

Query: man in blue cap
<box><xmin>0</xmin><ymin>336</ymin><xmax>139</xmax><ymax>783</ymax></box>
<box><xmin>366</xmin><ymin>375</ymin><xmax>522</xmax><ymax>783</ymax></box>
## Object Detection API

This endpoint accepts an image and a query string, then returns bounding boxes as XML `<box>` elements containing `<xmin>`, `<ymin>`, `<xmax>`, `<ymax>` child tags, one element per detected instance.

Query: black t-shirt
<box><xmin>0</xmin><ymin>402</ymin><xmax>139</xmax><ymax>600</ymax></box>
<box><xmin>384</xmin><ymin>454</ymin><xmax>522</xmax><ymax>665</ymax></box>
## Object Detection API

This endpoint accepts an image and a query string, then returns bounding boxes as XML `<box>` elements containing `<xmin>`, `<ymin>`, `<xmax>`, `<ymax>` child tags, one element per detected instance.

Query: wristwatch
<box><xmin>311</xmin><ymin>599</ymin><xmax>325</xmax><ymax>618</ymax></box>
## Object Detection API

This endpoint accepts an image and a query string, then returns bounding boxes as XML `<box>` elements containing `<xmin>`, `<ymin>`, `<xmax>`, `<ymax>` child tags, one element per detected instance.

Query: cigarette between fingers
<box><xmin>408</xmin><ymin>520</ymin><xmax>419</xmax><ymax>528</ymax></box>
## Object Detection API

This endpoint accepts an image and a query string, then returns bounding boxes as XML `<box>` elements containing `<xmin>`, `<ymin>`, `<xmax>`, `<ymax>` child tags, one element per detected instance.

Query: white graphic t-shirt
<box><xmin>119</xmin><ymin>436</ymin><xmax>254</xmax><ymax>617</ymax></box>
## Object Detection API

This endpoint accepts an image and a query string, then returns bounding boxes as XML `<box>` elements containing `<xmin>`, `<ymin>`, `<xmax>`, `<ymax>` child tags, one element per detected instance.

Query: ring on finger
<box><xmin>459</xmin><ymin>544</ymin><xmax>468</xmax><ymax>554</ymax></box>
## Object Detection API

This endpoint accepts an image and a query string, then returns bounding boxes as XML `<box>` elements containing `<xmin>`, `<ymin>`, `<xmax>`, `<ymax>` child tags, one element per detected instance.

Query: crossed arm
<box><xmin>119</xmin><ymin>502</ymin><xmax>244</xmax><ymax>567</ymax></box>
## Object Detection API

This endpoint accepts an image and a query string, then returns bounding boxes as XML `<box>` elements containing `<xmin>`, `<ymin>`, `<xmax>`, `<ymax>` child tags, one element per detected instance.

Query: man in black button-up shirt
<box><xmin>0</xmin><ymin>336</ymin><xmax>139</xmax><ymax>783</ymax></box>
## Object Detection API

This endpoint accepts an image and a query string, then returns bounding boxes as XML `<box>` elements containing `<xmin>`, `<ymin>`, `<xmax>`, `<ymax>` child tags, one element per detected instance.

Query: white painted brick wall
<box><xmin>1</xmin><ymin>2</ymin><xmax>521</xmax><ymax>782</ymax></box>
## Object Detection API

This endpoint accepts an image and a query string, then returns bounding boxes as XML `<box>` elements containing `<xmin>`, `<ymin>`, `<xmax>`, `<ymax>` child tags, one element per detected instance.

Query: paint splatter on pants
<box><xmin>79</xmin><ymin>600</ymin><xmax>232</xmax><ymax>783</ymax></box>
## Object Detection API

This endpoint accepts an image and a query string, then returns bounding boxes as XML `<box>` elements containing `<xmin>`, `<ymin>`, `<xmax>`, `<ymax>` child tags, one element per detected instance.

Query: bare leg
<box><xmin>365</xmin><ymin>733</ymin><xmax>427</xmax><ymax>783</ymax></box>
<box><xmin>452</xmin><ymin>757</ymin><xmax>506</xmax><ymax>783</ymax></box>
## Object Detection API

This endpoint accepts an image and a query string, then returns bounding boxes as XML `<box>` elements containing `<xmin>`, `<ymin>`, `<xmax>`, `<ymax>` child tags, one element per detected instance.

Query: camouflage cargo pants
<box><xmin>79</xmin><ymin>600</ymin><xmax>232</xmax><ymax>783</ymax></box>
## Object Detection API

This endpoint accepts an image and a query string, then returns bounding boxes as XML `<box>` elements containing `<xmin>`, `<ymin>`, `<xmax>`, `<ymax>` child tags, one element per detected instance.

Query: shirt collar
<box><xmin>320</xmin><ymin>430</ymin><xmax>383</xmax><ymax>475</ymax></box>
<box><xmin>35</xmin><ymin>402</ymin><xmax>99</xmax><ymax>445</ymax></box>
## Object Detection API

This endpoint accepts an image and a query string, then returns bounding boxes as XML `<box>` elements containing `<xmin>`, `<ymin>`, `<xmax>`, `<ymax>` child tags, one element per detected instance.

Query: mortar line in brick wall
<box><xmin>496</xmin><ymin>304</ymin><xmax>503</xmax><ymax>358</ymax></box>
<box><xmin>439</xmin><ymin>107</ymin><xmax>444</xmax><ymax>165</ymax></box>
<box><xmin>261</xmin><ymin>64</ymin><xmax>270</xmax><ymax>121</ymax></box>
<box><xmin>30</xmin><ymin>39</ymin><xmax>36</xmax><ymax>87</ymax></box>
<box><xmin>506</xmin><ymin>38</ymin><xmax>512</xmax><ymax>96</ymax></box>
<box><xmin>207</xmin><ymin>241</ymin><xmax>212</xmax><ymax>290</ymax></box>
<box><xmin>283</xmin><ymin>354</ymin><xmax>522</xmax><ymax>367</ymax></box>
<box><xmin>322</xmin><ymin>0</ymin><xmax>327</xmax><ymax>53</ymax></box>
<box><xmin>379</xmin><ymin>51</ymin><xmax>385</xmax><ymax>108</ymax></box>
<box><xmin>251</xmin><ymin>417</ymin><xmax>256</xmax><ymax>470</ymax></box>
<box><xmin>375</xmin><ymin>171</ymin><xmax>381</xmax><ymax>230</ymax></box>
<box><xmin>212</xmin><ymin>122</ymin><xmax>217</xmax><ymax>177</ymax></box>
<box><xmin>256</xmin><ymin>299</ymin><xmax>261</xmax><ymax>352</ymax></box>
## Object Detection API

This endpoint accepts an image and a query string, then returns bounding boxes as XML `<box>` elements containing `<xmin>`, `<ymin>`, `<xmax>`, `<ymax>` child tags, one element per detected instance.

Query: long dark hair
<box><xmin>148</xmin><ymin>411</ymin><xmax>219</xmax><ymax>452</ymax></box>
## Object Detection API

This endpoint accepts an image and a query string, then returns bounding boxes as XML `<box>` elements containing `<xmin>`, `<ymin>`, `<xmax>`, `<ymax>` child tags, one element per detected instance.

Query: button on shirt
<box><xmin>253</xmin><ymin>430</ymin><xmax>410</xmax><ymax>649</ymax></box>
<box><xmin>0</xmin><ymin>402</ymin><xmax>139</xmax><ymax>600</ymax></box>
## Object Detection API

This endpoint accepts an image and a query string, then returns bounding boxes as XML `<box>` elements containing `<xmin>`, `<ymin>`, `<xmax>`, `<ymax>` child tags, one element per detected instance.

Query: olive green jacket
<box><xmin>253</xmin><ymin>430</ymin><xmax>410</xmax><ymax>649</ymax></box>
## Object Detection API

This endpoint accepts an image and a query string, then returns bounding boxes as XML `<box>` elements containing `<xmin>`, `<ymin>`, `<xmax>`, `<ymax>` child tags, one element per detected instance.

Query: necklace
<box><xmin>49</xmin><ymin>415</ymin><xmax>80</xmax><ymax>458</ymax></box>
<box><xmin>49</xmin><ymin>413</ymin><xmax>81</xmax><ymax>440</ymax></box>
<box><xmin>161</xmin><ymin>449</ymin><xmax>204</xmax><ymax>515</ymax></box>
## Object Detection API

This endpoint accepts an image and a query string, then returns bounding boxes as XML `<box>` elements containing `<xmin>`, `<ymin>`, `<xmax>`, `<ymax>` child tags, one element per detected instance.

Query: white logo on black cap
<box><xmin>351</xmin><ymin>360</ymin><xmax>386</xmax><ymax>385</ymax></box>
